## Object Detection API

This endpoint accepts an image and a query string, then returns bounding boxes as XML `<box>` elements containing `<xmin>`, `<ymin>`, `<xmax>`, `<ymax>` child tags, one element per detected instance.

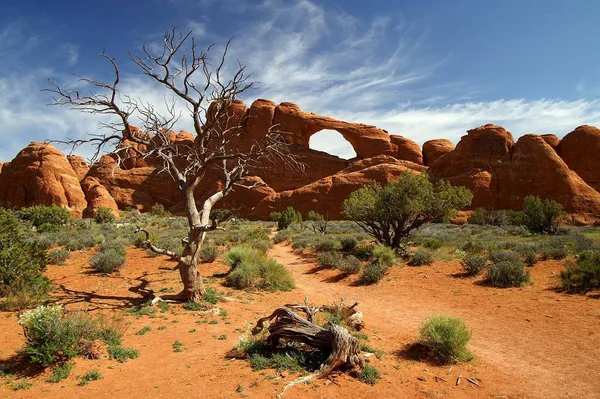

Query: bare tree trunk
<box><xmin>178</xmin><ymin>236</ymin><xmax>206</xmax><ymax>302</ymax></box>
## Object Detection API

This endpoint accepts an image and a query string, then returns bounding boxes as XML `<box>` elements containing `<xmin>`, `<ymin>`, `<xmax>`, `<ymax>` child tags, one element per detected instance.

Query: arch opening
<box><xmin>308</xmin><ymin>129</ymin><xmax>357</xmax><ymax>160</ymax></box>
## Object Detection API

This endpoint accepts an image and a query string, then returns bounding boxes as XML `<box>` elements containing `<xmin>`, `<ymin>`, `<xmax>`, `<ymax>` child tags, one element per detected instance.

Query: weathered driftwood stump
<box><xmin>252</xmin><ymin>306</ymin><xmax>364</xmax><ymax>384</ymax></box>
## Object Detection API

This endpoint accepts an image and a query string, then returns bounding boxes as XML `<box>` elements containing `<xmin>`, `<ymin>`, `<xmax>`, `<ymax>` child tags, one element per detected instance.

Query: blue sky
<box><xmin>2</xmin><ymin>0</ymin><xmax>600</xmax><ymax>160</ymax></box>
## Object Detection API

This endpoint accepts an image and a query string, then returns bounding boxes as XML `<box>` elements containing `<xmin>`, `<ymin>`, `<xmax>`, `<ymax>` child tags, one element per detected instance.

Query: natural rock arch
<box><xmin>308</xmin><ymin>129</ymin><xmax>358</xmax><ymax>159</ymax></box>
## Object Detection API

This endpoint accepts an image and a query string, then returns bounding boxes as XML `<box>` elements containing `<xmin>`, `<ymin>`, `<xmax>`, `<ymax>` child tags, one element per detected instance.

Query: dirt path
<box><xmin>268</xmin><ymin>243</ymin><xmax>600</xmax><ymax>399</ymax></box>
<box><xmin>1</xmin><ymin>243</ymin><xmax>599</xmax><ymax>398</ymax></box>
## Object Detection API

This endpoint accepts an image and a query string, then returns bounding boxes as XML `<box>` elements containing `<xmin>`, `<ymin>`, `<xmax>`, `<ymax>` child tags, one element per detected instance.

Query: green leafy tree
<box><xmin>522</xmin><ymin>196</ymin><xmax>564</xmax><ymax>234</ymax></box>
<box><xmin>343</xmin><ymin>172</ymin><xmax>472</xmax><ymax>253</ymax></box>
<box><xmin>277</xmin><ymin>207</ymin><xmax>303</xmax><ymax>230</ymax></box>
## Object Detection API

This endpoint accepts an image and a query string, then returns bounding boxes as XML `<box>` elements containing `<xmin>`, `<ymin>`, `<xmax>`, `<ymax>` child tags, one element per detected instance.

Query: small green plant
<box><xmin>359</xmin><ymin>343</ymin><xmax>385</xmax><ymax>359</ymax></box>
<box><xmin>461</xmin><ymin>254</ymin><xmax>488</xmax><ymax>276</ymax></box>
<box><xmin>408</xmin><ymin>248</ymin><xmax>434</xmax><ymax>266</ymax></box>
<box><xmin>203</xmin><ymin>286</ymin><xmax>221</xmax><ymax>304</ymax></box>
<box><xmin>489</xmin><ymin>250</ymin><xmax>521</xmax><ymax>264</ymax></box>
<box><xmin>135</xmin><ymin>326</ymin><xmax>152</xmax><ymax>335</ymax></box>
<box><xmin>358</xmin><ymin>262</ymin><xmax>388</xmax><ymax>285</ymax></box>
<box><xmin>10</xmin><ymin>380</ymin><xmax>34</xmax><ymax>390</ymax></box>
<box><xmin>269</xmin><ymin>211</ymin><xmax>282</xmax><ymax>222</ymax></box>
<box><xmin>47</xmin><ymin>362</ymin><xmax>74</xmax><ymax>383</ymax></box>
<box><xmin>338</xmin><ymin>255</ymin><xmax>361</xmax><ymax>275</ymax></box>
<box><xmin>522</xmin><ymin>195</ymin><xmax>564</xmax><ymax>234</ymax></box>
<box><xmin>486</xmin><ymin>260</ymin><xmax>530</xmax><ymax>288</ymax></box>
<box><xmin>150</xmin><ymin>203</ymin><xmax>170</xmax><ymax>217</ymax></box>
<box><xmin>78</xmin><ymin>369</ymin><xmax>102</xmax><ymax>386</ymax></box>
<box><xmin>199</xmin><ymin>246</ymin><xmax>219</xmax><ymax>263</ymax></box>
<box><xmin>108</xmin><ymin>346</ymin><xmax>139</xmax><ymax>362</ymax></box>
<box><xmin>227</xmin><ymin>251</ymin><xmax>295</xmax><ymax>292</ymax></box>
<box><xmin>217</xmin><ymin>334</ymin><xmax>227</xmax><ymax>340</ymax></box>
<box><xmin>250</xmin><ymin>353</ymin><xmax>270</xmax><ymax>370</ymax></box>
<box><xmin>371</xmin><ymin>245</ymin><xmax>396</xmax><ymax>267</ymax></box>
<box><xmin>183</xmin><ymin>301</ymin><xmax>207</xmax><ymax>311</ymax></box>
<box><xmin>340</xmin><ymin>237</ymin><xmax>358</xmax><ymax>252</ymax></box>
<box><xmin>277</xmin><ymin>207</ymin><xmax>303</xmax><ymax>230</ymax></box>
<box><xmin>422</xmin><ymin>238</ymin><xmax>443</xmax><ymax>249</ymax></box>
<box><xmin>172</xmin><ymin>341</ymin><xmax>184</xmax><ymax>352</ymax></box>
<box><xmin>94</xmin><ymin>207</ymin><xmax>116</xmax><ymax>224</ymax></box>
<box><xmin>560</xmin><ymin>250</ymin><xmax>600</xmax><ymax>293</ymax></box>
<box><xmin>48</xmin><ymin>248</ymin><xmax>71</xmax><ymax>265</ymax></box>
<box><xmin>89</xmin><ymin>244</ymin><xmax>126</xmax><ymax>273</ymax></box>
<box><xmin>317</xmin><ymin>252</ymin><xmax>343</xmax><ymax>269</ymax></box>
<box><xmin>358</xmin><ymin>365</ymin><xmax>381</xmax><ymax>385</ymax></box>
<box><xmin>419</xmin><ymin>314</ymin><xmax>472</xmax><ymax>363</ymax></box>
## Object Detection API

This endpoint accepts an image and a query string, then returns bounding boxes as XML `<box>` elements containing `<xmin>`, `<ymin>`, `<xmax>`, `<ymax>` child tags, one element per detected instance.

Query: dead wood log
<box><xmin>284</xmin><ymin>297</ymin><xmax>364</xmax><ymax>331</ymax></box>
<box><xmin>134</xmin><ymin>227</ymin><xmax>181</xmax><ymax>260</ymax></box>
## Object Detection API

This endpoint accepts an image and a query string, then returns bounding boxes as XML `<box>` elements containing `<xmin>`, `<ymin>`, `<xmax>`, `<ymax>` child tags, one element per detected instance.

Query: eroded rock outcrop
<box><xmin>0</xmin><ymin>142</ymin><xmax>87</xmax><ymax>217</ymax></box>
<box><xmin>560</xmin><ymin>125</ymin><xmax>600</xmax><ymax>192</ymax></box>
<box><xmin>422</xmin><ymin>139</ymin><xmax>454</xmax><ymax>166</ymax></box>
<box><xmin>81</xmin><ymin>176</ymin><xmax>120</xmax><ymax>219</ymax></box>
<box><xmin>390</xmin><ymin>135</ymin><xmax>423</xmax><ymax>164</ymax></box>
<box><xmin>67</xmin><ymin>155</ymin><xmax>89</xmax><ymax>180</ymax></box>
<box><xmin>540</xmin><ymin>134</ymin><xmax>560</xmax><ymax>152</ymax></box>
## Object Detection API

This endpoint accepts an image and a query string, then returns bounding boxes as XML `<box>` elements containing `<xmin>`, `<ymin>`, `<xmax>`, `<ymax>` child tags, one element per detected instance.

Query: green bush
<box><xmin>408</xmin><ymin>248</ymin><xmax>434</xmax><ymax>266</ymax></box>
<box><xmin>338</xmin><ymin>255</ymin><xmax>362</xmax><ymax>275</ymax></box>
<box><xmin>358</xmin><ymin>365</ymin><xmax>381</xmax><ymax>385</ymax></box>
<box><xmin>224</xmin><ymin>246</ymin><xmax>263</xmax><ymax>271</ymax></box>
<box><xmin>560</xmin><ymin>250</ymin><xmax>600</xmax><ymax>293</ymax></box>
<box><xmin>0</xmin><ymin>209</ymin><xmax>50</xmax><ymax>310</ymax></box>
<box><xmin>48</xmin><ymin>248</ymin><xmax>71</xmax><ymax>265</ymax></box>
<box><xmin>468</xmin><ymin>208</ymin><xmax>508</xmax><ymax>226</ymax></box>
<box><xmin>227</xmin><ymin>251</ymin><xmax>295</xmax><ymax>292</ymax></box>
<box><xmin>269</xmin><ymin>212</ymin><xmax>282</xmax><ymax>222</ymax></box>
<box><xmin>306</xmin><ymin>211</ymin><xmax>324</xmax><ymax>221</ymax></box>
<box><xmin>489</xmin><ymin>250</ymin><xmax>521</xmax><ymax>264</ymax></box>
<box><xmin>371</xmin><ymin>245</ymin><xmax>396</xmax><ymax>267</ymax></box>
<box><xmin>90</xmin><ymin>247</ymin><xmax>126</xmax><ymax>273</ymax></box>
<box><xmin>313</xmin><ymin>236</ymin><xmax>339</xmax><ymax>252</ymax></box>
<box><xmin>485</xmin><ymin>260</ymin><xmax>530</xmax><ymax>287</ymax></box>
<box><xmin>419</xmin><ymin>314</ymin><xmax>472</xmax><ymax>363</ymax></box>
<box><xmin>247</xmin><ymin>239</ymin><xmax>273</xmax><ymax>253</ymax></box>
<box><xmin>514</xmin><ymin>245</ymin><xmax>538</xmax><ymax>266</ymax></box>
<box><xmin>199</xmin><ymin>246</ymin><xmax>219</xmax><ymax>263</ymax></box>
<box><xmin>16</xmin><ymin>205</ymin><xmax>71</xmax><ymax>229</ymax></box>
<box><xmin>65</xmin><ymin>239</ymin><xmax>85</xmax><ymax>252</ymax></box>
<box><xmin>94</xmin><ymin>207</ymin><xmax>116</xmax><ymax>224</ymax></box>
<box><xmin>150</xmin><ymin>203</ymin><xmax>170</xmax><ymax>217</ymax></box>
<box><xmin>352</xmin><ymin>242</ymin><xmax>374</xmax><ymax>260</ymax></box>
<box><xmin>422</xmin><ymin>238</ymin><xmax>443</xmax><ymax>249</ymax></box>
<box><xmin>47</xmin><ymin>362</ymin><xmax>73</xmax><ymax>383</ymax></box>
<box><xmin>317</xmin><ymin>252</ymin><xmax>343</xmax><ymax>269</ymax></box>
<box><xmin>539</xmin><ymin>244</ymin><xmax>568</xmax><ymax>260</ymax></box>
<box><xmin>358</xmin><ymin>262</ymin><xmax>387</xmax><ymax>285</ymax></box>
<box><xmin>277</xmin><ymin>207</ymin><xmax>303</xmax><ymax>230</ymax></box>
<box><xmin>340</xmin><ymin>237</ymin><xmax>358</xmax><ymax>252</ymax></box>
<box><xmin>461</xmin><ymin>254</ymin><xmax>487</xmax><ymax>276</ymax></box>
<box><xmin>522</xmin><ymin>196</ymin><xmax>564</xmax><ymax>234</ymax></box>
<box><xmin>108</xmin><ymin>345</ymin><xmax>139</xmax><ymax>362</ymax></box>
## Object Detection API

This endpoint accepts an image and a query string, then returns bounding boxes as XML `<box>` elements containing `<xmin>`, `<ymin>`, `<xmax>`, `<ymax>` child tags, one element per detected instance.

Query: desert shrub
<box><xmin>358</xmin><ymin>364</ymin><xmax>381</xmax><ymax>385</ymax></box>
<box><xmin>408</xmin><ymin>248</ymin><xmax>434</xmax><ymax>266</ymax></box>
<box><xmin>47</xmin><ymin>362</ymin><xmax>73</xmax><ymax>383</ymax></box>
<box><xmin>560</xmin><ymin>250</ymin><xmax>600</xmax><ymax>293</ymax></box>
<box><xmin>371</xmin><ymin>245</ymin><xmax>396</xmax><ymax>267</ymax></box>
<box><xmin>150</xmin><ymin>203</ymin><xmax>170</xmax><ymax>217</ymax></box>
<box><xmin>227</xmin><ymin>251</ymin><xmax>295</xmax><ymax>291</ymax></box>
<box><xmin>65</xmin><ymin>239</ymin><xmax>85</xmax><ymax>252</ymax></box>
<box><xmin>224</xmin><ymin>246</ymin><xmax>263</xmax><ymax>271</ymax></box>
<box><xmin>358</xmin><ymin>262</ymin><xmax>388</xmax><ymax>285</ymax></box>
<box><xmin>16</xmin><ymin>204</ymin><xmax>70</xmax><ymax>229</ymax></box>
<box><xmin>278</xmin><ymin>207</ymin><xmax>303</xmax><ymax>230</ymax></box>
<box><xmin>93</xmin><ymin>207</ymin><xmax>115</xmax><ymax>224</ymax></box>
<box><xmin>468</xmin><ymin>208</ymin><xmax>508</xmax><ymax>226</ymax></box>
<box><xmin>340</xmin><ymin>237</ymin><xmax>358</xmax><ymax>252</ymax></box>
<box><xmin>352</xmin><ymin>242</ymin><xmax>374</xmax><ymax>260</ymax></box>
<box><xmin>338</xmin><ymin>255</ymin><xmax>362</xmax><ymax>275</ymax></box>
<box><xmin>419</xmin><ymin>314</ymin><xmax>472</xmax><ymax>363</ymax></box>
<box><xmin>247</xmin><ymin>239</ymin><xmax>273</xmax><ymax>253</ymax></box>
<box><xmin>90</xmin><ymin>245</ymin><xmax>126</xmax><ymax>273</ymax></box>
<box><xmin>199</xmin><ymin>246</ymin><xmax>219</xmax><ymax>263</ymax></box>
<box><xmin>461</xmin><ymin>253</ymin><xmax>487</xmax><ymax>276</ymax></box>
<box><xmin>48</xmin><ymin>248</ymin><xmax>71</xmax><ymax>265</ymax></box>
<box><xmin>571</xmin><ymin>231</ymin><xmax>596</xmax><ymax>253</ymax></box>
<box><xmin>343</xmin><ymin>171</ymin><xmax>472</xmax><ymax>251</ymax></box>
<box><xmin>486</xmin><ymin>260</ymin><xmax>530</xmax><ymax>287</ymax></box>
<box><xmin>422</xmin><ymin>238</ymin><xmax>443</xmax><ymax>250</ymax></box>
<box><xmin>18</xmin><ymin>305</ymin><xmax>123</xmax><ymax>366</ymax></box>
<box><xmin>306</xmin><ymin>211</ymin><xmax>324</xmax><ymax>221</ymax></box>
<box><xmin>78</xmin><ymin>369</ymin><xmax>102</xmax><ymax>385</ymax></box>
<box><xmin>317</xmin><ymin>252</ymin><xmax>343</xmax><ymax>269</ymax></box>
<box><xmin>272</xmin><ymin>229</ymin><xmax>291</xmax><ymax>244</ymax></box>
<box><xmin>313</xmin><ymin>236</ymin><xmax>339</xmax><ymax>252</ymax></box>
<box><xmin>461</xmin><ymin>239</ymin><xmax>489</xmax><ymax>253</ymax></box>
<box><xmin>488</xmin><ymin>250</ymin><xmax>521</xmax><ymax>264</ymax></box>
<box><xmin>522</xmin><ymin>196</ymin><xmax>564</xmax><ymax>234</ymax></box>
<box><xmin>269</xmin><ymin>212</ymin><xmax>282</xmax><ymax>222</ymax></box>
<box><xmin>0</xmin><ymin>209</ymin><xmax>50</xmax><ymax>310</ymax></box>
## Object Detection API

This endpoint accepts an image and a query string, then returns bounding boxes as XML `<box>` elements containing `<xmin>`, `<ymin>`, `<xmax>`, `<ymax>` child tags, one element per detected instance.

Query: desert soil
<box><xmin>1</xmin><ymin>243</ymin><xmax>599</xmax><ymax>399</ymax></box>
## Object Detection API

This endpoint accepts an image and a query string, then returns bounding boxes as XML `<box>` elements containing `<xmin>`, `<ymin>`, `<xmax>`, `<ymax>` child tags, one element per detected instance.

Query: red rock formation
<box><xmin>429</xmin><ymin>125</ymin><xmax>600</xmax><ymax>215</ymax></box>
<box><xmin>559</xmin><ymin>125</ymin><xmax>600</xmax><ymax>192</ymax></box>
<box><xmin>67</xmin><ymin>155</ymin><xmax>89</xmax><ymax>180</ymax></box>
<box><xmin>81</xmin><ymin>176</ymin><xmax>120</xmax><ymax>219</ymax></box>
<box><xmin>252</xmin><ymin>156</ymin><xmax>427</xmax><ymax>219</ymax></box>
<box><xmin>0</xmin><ymin>142</ymin><xmax>87</xmax><ymax>217</ymax></box>
<box><xmin>390</xmin><ymin>135</ymin><xmax>423</xmax><ymax>164</ymax></box>
<box><xmin>540</xmin><ymin>134</ymin><xmax>560</xmax><ymax>152</ymax></box>
<box><xmin>422</xmin><ymin>139</ymin><xmax>454</xmax><ymax>166</ymax></box>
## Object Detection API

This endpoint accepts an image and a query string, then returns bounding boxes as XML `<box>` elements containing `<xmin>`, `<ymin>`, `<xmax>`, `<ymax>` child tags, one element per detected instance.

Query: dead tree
<box><xmin>45</xmin><ymin>28</ymin><xmax>301</xmax><ymax>303</ymax></box>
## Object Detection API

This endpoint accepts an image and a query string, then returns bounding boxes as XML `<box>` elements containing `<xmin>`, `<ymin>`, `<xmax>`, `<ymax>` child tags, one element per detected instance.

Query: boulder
<box><xmin>389</xmin><ymin>135</ymin><xmax>423</xmax><ymax>164</ymax></box>
<box><xmin>0</xmin><ymin>142</ymin><xmax>87</xmax><ymax>217</ymax></box>
<box><xmin>422</xmin><ymin>139</ymin><xmax>454</xmax><ymax>166</ymax></box>
<box><xmin>67</xmin><ymin>155</ymin><xmax>89</xmax><ymax>180</ymax></box>
<box><xmin>559</xmin><ymin>125</ymin><xmax>600</xmax><ymax>192</ymax></box>
<box><xmin>81</xmin><ymin>176</ymin><xmax>120</xmax><ymax>219</ymax></box>
<box><xmin>540</xmin><ymin>134</ymin><xmax>560</xmax><ymax>152</ymax></box>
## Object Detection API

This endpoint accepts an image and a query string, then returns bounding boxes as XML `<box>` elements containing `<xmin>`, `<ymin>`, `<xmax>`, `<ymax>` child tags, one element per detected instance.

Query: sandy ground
<box><xmin>1</xmin><ymin>243</ymin><xmax>599</xmax><ymax>399</ymax></box>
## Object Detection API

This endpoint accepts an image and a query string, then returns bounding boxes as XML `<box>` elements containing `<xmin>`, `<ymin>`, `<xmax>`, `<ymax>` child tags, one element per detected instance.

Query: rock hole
<box><xmin>309</xmin><ymin>129</ymin><xmax>357</xmax><ymax>160</ymax></box>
